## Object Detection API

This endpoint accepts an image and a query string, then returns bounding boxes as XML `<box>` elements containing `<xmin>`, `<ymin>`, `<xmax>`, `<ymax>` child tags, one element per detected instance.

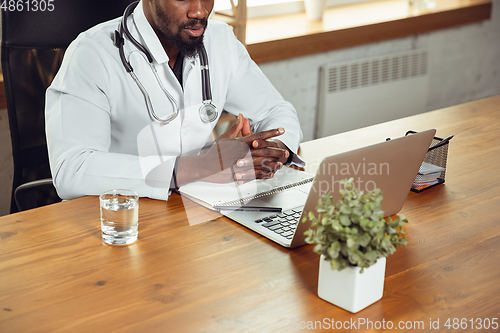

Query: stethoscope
<box><xmin>112</xmin><ymin>1</ymin><xmax>218</xmax><ymax>125</ymax></box>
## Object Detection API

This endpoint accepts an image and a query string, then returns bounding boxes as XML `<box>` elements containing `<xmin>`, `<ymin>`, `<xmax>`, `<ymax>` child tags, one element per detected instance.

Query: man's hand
<box><xmin>199</xmin><ymin>114</ymin><xmax>254</xmax><ymax>183</ymax></box>
<box><xmin>177</xmin><ymin>113</ymin><xmax>291</xmax><ymax>186</ymax></box>
<box><xmin>230</xmin><ymin>114</ymin><xmax>291</xmax><ymax>184</ymax></box>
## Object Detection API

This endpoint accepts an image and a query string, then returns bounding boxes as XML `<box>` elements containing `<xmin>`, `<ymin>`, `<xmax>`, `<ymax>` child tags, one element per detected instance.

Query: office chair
<box><xmin>2</xmin><ymin>0</ymin><xmax>135</xmax><ymax>213</ymax></box>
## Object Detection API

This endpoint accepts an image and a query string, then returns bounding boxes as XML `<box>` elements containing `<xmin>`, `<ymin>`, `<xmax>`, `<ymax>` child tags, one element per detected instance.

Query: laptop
<box><xmin>222</xmin><ymin>129</ymin><xmax>436</xmax><ymax>248</ymax></box>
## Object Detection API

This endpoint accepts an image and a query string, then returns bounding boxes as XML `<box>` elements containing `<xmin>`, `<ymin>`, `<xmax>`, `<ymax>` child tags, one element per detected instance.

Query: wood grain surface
<box><xmin>1</xmin><ymin>95</ymin><xmax>499</xmax><ymax>332</ymax></box>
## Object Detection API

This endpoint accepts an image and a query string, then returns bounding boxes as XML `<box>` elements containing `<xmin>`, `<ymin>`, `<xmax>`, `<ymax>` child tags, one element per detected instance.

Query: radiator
<box><xmin>316</xmin><ymin>50</ymin><xmax>429</xmax><ymax>138</ymax></box>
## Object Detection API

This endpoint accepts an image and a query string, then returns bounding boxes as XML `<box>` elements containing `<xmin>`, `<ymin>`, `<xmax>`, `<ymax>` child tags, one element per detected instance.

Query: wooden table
<box><xmin>1</xmin><ymin>96</ymin><xmax>499</xmax><ymax>332</ymax></box>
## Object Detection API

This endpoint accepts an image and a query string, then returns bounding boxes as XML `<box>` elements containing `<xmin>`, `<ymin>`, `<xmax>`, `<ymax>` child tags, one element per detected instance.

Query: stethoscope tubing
<box><xmin>199</xmin><ymin>46</ymin><xmax>211</xmax><ymax>103</ymax></box>
<box><xmin>114</xmin><ymin>0</ymin><xmax>217</xmax><ymax>125</ymax></box>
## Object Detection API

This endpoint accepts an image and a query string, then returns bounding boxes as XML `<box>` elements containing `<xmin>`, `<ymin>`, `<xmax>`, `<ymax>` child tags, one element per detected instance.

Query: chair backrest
<box><xmin>2</xmin><ymin>0</ymin><xmax>135</xmax><ymax>213</ymax></box>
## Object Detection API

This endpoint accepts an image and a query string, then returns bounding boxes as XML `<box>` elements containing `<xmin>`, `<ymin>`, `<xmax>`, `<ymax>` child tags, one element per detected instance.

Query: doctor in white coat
<box><xmin>45</xmin><ymin>0</ymin><xmax>304</xmax><ymax>201</ymax></box>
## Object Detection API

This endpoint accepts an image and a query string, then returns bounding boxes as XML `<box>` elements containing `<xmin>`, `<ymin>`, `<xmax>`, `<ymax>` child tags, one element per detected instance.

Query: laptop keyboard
<box><xmin>254</xmin><ymin>208</ymin><xmax>302</xmax><ymax>240</ymax></box>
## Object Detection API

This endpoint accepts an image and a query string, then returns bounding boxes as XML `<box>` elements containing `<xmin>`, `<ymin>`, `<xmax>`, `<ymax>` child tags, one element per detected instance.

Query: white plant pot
<box><xmin>304</xmin><ymin>0</ymin><xmax>327</xmax><ymax>21</ymax></box>
<box><xmin>318</xmin><ymin>255</ymin><xmax>386</xmax><ymax>313</ymax></box>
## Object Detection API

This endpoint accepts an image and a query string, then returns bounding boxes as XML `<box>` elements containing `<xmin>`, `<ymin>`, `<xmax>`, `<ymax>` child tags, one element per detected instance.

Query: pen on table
<box><xmin>214</xmin><ymin>205</ymin><xmax>282</xmax><ymax>213</ymax></box>
<box><xmin>430</xmin><ymin>135</ymin><xmax>454</xmax><ymax>150</ymax></box>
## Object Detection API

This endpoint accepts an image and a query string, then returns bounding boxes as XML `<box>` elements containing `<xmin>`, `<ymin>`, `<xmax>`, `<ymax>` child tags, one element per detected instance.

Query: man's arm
<box><xmin>45</xmin><ymin>35</ymin><xmax>175</xmax><ymax>200</ymax></box>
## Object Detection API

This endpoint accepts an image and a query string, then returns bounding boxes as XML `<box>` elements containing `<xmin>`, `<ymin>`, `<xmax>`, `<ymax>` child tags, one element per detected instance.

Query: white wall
<box><xmin>259</xmin><ymin>0</ymin><xmax>500</xmax><ymax>141</ymax></box>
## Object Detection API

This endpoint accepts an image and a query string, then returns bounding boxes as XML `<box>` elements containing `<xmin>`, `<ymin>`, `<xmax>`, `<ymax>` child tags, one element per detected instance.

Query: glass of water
<box><xmin>100</xmin><ymin>189</ymin><xmax>139</xmax><ymax>246</ymax></box>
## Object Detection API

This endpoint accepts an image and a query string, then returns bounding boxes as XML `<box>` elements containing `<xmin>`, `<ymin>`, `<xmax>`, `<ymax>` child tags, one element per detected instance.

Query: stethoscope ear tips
<box><xmin>112</xmin><ymin>30</ymin><xmax>124</xmax><ymax>48</ymax></box>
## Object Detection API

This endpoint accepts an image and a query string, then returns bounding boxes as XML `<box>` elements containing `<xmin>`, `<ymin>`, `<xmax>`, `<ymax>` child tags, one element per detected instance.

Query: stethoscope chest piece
<box><xmin>199</xmin><ymin>102</ymin><xmax>218</xmax><ymax>123</ymax></box>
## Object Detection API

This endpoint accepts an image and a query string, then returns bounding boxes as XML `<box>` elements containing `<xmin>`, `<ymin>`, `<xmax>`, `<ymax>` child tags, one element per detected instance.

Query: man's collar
<box><xmin>133</xmin><ymin>0</ymin><xmax>169</xmax><ymax>64</ymax></box>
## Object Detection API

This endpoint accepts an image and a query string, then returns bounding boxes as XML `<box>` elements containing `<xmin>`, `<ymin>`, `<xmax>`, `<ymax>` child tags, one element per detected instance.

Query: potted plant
<box><xmin>302</xmin><ymin>178</ymin><xmax>408</xmax><ymax>313</ymax></box>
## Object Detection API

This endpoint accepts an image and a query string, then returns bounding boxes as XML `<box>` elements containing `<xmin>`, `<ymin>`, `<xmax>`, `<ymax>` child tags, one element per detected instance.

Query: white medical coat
<box><xmin>45</xmin><ymin>1</ymin><xmax>304</xmax><ymax>201</ymax></box>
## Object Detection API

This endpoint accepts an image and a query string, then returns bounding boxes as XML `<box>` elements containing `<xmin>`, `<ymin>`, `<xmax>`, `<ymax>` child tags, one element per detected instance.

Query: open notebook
<box><xmin>178</xmin><ymin>166</ymin><xmax>314</xmax><ymax>210</ymax></box>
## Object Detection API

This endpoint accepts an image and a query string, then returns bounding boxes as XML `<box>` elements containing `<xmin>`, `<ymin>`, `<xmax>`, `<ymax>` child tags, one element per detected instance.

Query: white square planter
<box><xmin>318</xmin><ymin>255</ymin><xmax>386</xmax><ymax>313</ymax></box>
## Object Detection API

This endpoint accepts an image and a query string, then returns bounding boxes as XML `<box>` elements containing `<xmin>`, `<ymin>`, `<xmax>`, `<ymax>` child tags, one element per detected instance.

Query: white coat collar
<box><xmin>133</xmin><ymin>0</ymin><xmax>169</xmax><ymax>65</ymax></box>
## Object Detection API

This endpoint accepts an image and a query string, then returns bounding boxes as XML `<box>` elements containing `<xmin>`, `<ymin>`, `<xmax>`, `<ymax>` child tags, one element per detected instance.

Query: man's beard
<box><xmin>164</xmin><ymin>19</ymin><xmax>207</xmax><ymax>58</ymax></box>
<box><xmin>153</xmin><ymin>2</ymin><xmax>207</xmax><ymax>58</ymax></box>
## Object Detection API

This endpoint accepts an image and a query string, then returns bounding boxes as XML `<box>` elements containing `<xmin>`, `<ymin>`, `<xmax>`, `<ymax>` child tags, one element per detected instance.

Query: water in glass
<box><xmin>100</xmin><ymin>192</ymin><xmax>139</xmax><ymax>246</ymax></box>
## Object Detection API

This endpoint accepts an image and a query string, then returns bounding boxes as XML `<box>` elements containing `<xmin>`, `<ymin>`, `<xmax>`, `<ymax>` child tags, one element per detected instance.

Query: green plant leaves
<box><xmin>340</xmin><ymin>204</ymin><xmax>351</xmax><ymax>214</ymax></box>
<box><xmin>327</xmin><ymin>241</ymin><xmax>341</xmax><ymax>259</ymax></box>
<box><xmin>302</xmin><ymin>178</ymin><xmax>409</xmax><ymax>273</ymax></box>
<box><xmin>359</xmin><ymin>233</ymin><xmax>371</xmax><ymax>247</ymax></box>
<box><xmin>339</xmin><ymin>214</ymin><xmax>351</xmax><ymax>226</ymax></box>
